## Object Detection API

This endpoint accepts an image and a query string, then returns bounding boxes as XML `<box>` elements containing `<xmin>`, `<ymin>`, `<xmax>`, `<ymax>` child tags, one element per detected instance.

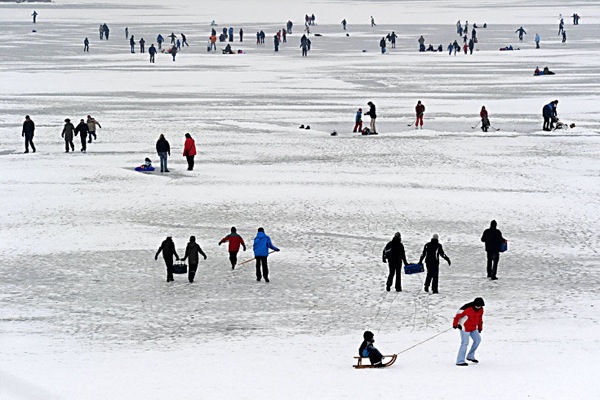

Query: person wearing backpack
<box><xmin>382</xmin><ymin>232</ymin><xmax>409</xmax><ymax>292</ymax></box>
<box><xmin>481</xmin><ymin>220</ymin><xmax>505</xmax><ymax>280</ymax></box>
<box><xmin>418</xmin><ymin>234</ymin><xmax>451</xmax><ymax>294</ymax></box>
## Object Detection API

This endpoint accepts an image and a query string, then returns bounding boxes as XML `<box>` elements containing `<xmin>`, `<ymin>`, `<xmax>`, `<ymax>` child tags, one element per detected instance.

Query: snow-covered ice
<box><xmin>0</xmin><ymin>1</ymin><xmax>599</xmax><ymax>399</ymax></box>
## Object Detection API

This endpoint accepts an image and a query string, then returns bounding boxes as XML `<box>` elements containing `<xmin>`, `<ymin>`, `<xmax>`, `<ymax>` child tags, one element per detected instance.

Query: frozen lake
<box><xmin>1</xmin><ymin>1</ymin><xmax>599</xmax><ymax>399</ymax></box>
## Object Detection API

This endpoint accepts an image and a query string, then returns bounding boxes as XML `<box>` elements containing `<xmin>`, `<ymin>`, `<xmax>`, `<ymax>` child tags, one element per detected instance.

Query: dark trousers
<box><xmin>229</xmin><ymin>251</ymin><xmax>239</xmax><ymax>268</ymax></box>
<box><xmin>424</xmin><ymin>262</ymin><xmax>439</xmax><ymax>293</ymax></box>
<box><xmin>353</xmin><ymin>121</ymin><xmax>362</xmax><ymax>132</ymax></box>
<box><xmin>186</xmin><ymin>155</ymin><xmax>195</xmax><ymax>170</ymax></box>
<box><xmin>150</xmin><ymin>54</ymin><xmax>155</xmax><ymax>63</ymax></box>
<box><xmin>255</xmin><ymin>256</ymin><xmax>268</xmax><ymax>280</ymax></box>
<box><xmin>386</xmin><ymin>262</ymin><xmax>402</xmax><ymax>290</ymax></box>
<box><xmin>543</xmin><ymin>117</ymin><xmax>550</xmax><ymax>130</ymax></box>
<box><xmin>89</xmin><ymin>131</ymin><xmax>96</xmax><ymax>142</ymax></box>
<box><xmin>24</xmin><ymin>134</ymin><xmax>35</xmax><ymax>152</ymax></box>
<box><xmin>486</xmin><ymin>252</ymin><xmax>499</xmax><ymax>278</ymax></box>
<box><xmin>165</xmin><ymin>259</ymin><xmax>174</xmax><ymax>281</ymax></box>
<box><xmin>369</xmin><ymin>348</ymin><xmax>383</xmax><ymax>366</ymax></box>
<box><xmin>80</xmin><ymin>133</ymin><xmax>87</xmax><ymax>151</ymax></box>
<box><xmin>188</xmin><ymin>263</ymin><xmax>198</xmax><ymax>283</ymax></box>
<box><xmin>65</xmin><ymin>140</ymin><xmax>74</xmax><ymax>152</ymax></box>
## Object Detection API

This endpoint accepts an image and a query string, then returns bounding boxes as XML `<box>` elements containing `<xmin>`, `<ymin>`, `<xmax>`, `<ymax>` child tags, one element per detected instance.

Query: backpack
<box><xmin>362</xmin><ymin>127</ymin><xmax>371</xmax><ymax>135</ymax></box>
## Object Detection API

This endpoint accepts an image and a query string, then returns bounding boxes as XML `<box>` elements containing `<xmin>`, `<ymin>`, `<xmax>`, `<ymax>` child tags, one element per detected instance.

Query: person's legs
<box><xmin>456</xmin><ymin>329</ymin><xmax>470</xmax><ymax>364</ymax></box>
<box><xmin>255</xmin><ymin>257</ymin><xmax>263</xmax><ymax>281</ymax></box>
<box><xmin>229</xmin><ymin>251</ymin><xmax>238</xmax><ymax>269</ymax></box>
<box><xmin>431</xmin><ymin>264</ymin><xmax>439</xmax><ymax>293</ymax></box>
<box><xmin>424</xmin><ymin>265</ymin><xmax>432</xmax><ymax>291</ymax></box>
<box><xmin>165</xmin><ymin>259</ymin><xmax>174</xmax><ymax>281</ymax></box>
<box><xmin>370</xmin><ymin>119</ymin><xmax>376</xmax><ymax>133</ymax></box>
<box><xmin>262</xmin><ymin>257</ymin><xmax>269</xmax><ymax>282</ymax></box>
<box><xmin>81</xmin><ymin>133</ymin><xmax>87</xmax><ymax>151</ymax></box>
<box><xmin>467</xmin><ymin>330</ymin><xmax>481</xmax><ymax>360</ymax></box>
<box><xmin>486</xmin><ymin>251</ymin><xmax>493</xmax><ymax>277</ymax></box>
<box><xmin>69</xmin><ymin>140</ymin><xmax>74</xmax><ymax>152</ymax></box>
<box><xmin>491</xmin><ymin>252</ymin><xmax>499</xmax><ymax>279</ymax></box>
<box><xmin>65</xmin><ymin>140</ymin><xmax>69</xmax><ymax>152</ymax></box>
<box><xmin>385</xmin><ymin>264</ymin><xmax>395</xmax><ymax>291</ymax></box>
<box><xmin>188</xmin><ymin>263</ymin><xmax>198</xmax><ymax>283</ymax></box>
<box><xmin>394</xmin><ymin>262</ymin><xmax>402</xmax><ymax>291</ymax></box>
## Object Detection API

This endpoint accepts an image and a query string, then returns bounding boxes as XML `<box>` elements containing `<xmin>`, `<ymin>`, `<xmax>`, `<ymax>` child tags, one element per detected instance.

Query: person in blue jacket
<box><xmin>253</xmin><ymin>227</ymin><xmax>280</xmax><ymax>282</ymax></box>
<box><xmin>228</xmin><ymin>27</ymin><xmax>234</xmax><ymax>42</ymax></box>
<box><xmin>542</xmin><ymin>100</ymin><xmax>558</xmax><ymax>131</ymax></box>
<box><xmin>515</xmin><ymin>26</ymin><xmax>526</xmax><ymax>41</ymax></box>
<box><xmin>157</xmin><ymin>34</ymin><xmax>164</xmax><ymax>49</ymax></box>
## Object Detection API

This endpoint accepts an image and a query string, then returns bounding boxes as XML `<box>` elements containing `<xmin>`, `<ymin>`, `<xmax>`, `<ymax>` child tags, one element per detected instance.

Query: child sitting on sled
<box><xmin>135</xmin><ymin>157</ymin><xmax>155</xmax><ymax>172</ymax></box>
<box><xmin>359</xmin><ymin>331</ymin><xmax>384</xmax><ymax>367</ymax></box>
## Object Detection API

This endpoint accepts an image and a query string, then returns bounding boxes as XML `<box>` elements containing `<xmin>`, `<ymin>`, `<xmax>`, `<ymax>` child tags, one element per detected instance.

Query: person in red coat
<box><xmin>415</xmin><ymin>100</ymin><xmax>425</xmax><ymax>128</ymax></box>
<box><xmin>219</xmin><ymin>226</ymin><xmax>247</xmax><ymax>269</ymax></box>
<box><xmin>183</xmin><ymin>133</ymin><xmax>196</xmax><ymax>170</ymax></box>
<box><xmin>453</xmin><ymin>297</ymin><xmax>485</xmax><ymax>366</ymax></box>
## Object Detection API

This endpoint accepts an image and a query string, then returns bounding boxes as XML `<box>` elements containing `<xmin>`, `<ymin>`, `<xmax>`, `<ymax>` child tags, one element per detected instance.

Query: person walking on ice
<box><xmin>61</xmin><ymin>118</ymin><xmax>75</xmax><ymax>153</ymax></box>
<box><xmin>22</xmin><ymin>115</ymin><xmax>36</xmax><ymax>153</ymax></box>
<box><xmin>415</xmin><ymin>100</ymin><xmax>425</xmax><ymax>129</ymax></box>
<box><xmin>32</xmin><ymin>11</ymin><xmax>38</xmax><ymax>24</ymax></box>
<box><xmin>453</xmin><ymin>297</ymin><xmax>485</xmax><ymax>366</ymax></box>
<box><xmin>382</xmin><ymin>232</ymin><xmax>409</xmax><ymax>292</ymax></box>
<box><xmin>515</xmin><ymin>26</ymin><xmax>526</xmax><ymax>41</ymax></box>
<box><xmin>155</xmin><ymin>236</ymin><xmax>180</xmax><ymax>282</ymax></box>
<box><xmin>365</xmin><ymin>101</ymin><xmax>377</xmax><ymax>134</ymax></box>
<box><xmin>74</xmin><ymin>118</ymin><xmax>89</xmax><ymax>152</ymax></box>
<box><xmin>84</xmin><ymin>37</ymin><xmax>89</xmax><ymax>52</ymax></box>
<box><xmin>481</xmin><ymin>220</ymin><xmax>505</xmax><ymax>280</ymax></box>
<box><xmin>219</xmin><ymin>227</ymin><xmax>247</xmax><ymax>270</ymax></box>
<box><xmin>371</xmin><ymin>16</ymin><xmax>376</xmax><ymax>27</ymax></box>
<box><xmin>86</xmin><ymin>115</ymin><xmax>101</xmax><ymax>143</ymax></box>
<box><xmin>253</xmin><ymin>227</ymin><xmax>279</xmax><ymax>282</ymax></box>
<box><xmin>149</xmin><ymin>44</ymin><xmax>156</xmax><ymax>63</ymax></box>
<box><xmin>181</xmin><ymin>236</ymin><xmax>207</xmax><ymax>283</ymax></box>
<box><xmin>418</xmin><ymin>234</ymin><xmax>451</xmax><ymax>294</ymax></box>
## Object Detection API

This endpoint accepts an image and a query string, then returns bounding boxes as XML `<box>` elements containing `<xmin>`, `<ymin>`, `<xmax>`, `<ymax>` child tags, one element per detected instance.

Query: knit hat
<box><xmin>363</xmin><ymin>330</ymin><xmax>374</xmax><ymax>340</ymax></box>
<box><xmin>432</xmin><ymin>234</ymin><xmax>439</xmax><ymax>240</ymax></box>
<box><xmin>474</xmin><ymin>297</ymin><xmax>485</xmax><ymax>307</ymax></box>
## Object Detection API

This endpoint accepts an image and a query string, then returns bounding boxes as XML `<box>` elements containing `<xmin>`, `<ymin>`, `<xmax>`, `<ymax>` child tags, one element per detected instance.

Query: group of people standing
<box><xmin>155</xmin><ymin>227</ymin><xmax>279</xmax><ymax>283</ymax></box>
<box><xmin>152</xmin><ymin>133</ymin><xmax>197</xmax><ymax>172</ymax></box>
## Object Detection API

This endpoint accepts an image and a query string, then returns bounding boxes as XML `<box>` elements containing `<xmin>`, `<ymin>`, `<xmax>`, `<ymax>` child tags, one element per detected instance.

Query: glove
<box><xmin>478</xmin><ymin>329</ymin><xmax>482</xmax><ymax>333</ymax></box>
<box><xmin>275</xmin><ymin>249</ymin><xmax>280</xmax><ymax>252</ymax></box>
<box><xmin>447</xmin><ymin>258</ymin><xmax>452</xmax><ymax>266</ymax></box>
<box><xmin>457</xmin><ymin>324</ymin><xmax>462</xmax><ymax>330</ymax></box>
<box><xmin>154</xmin><ymin>255</ymin><xmax>158</xmax><ymax>261</ymax></box>
<box><xmin>218</xmin><ymin>242</ymin><xmax>222</xmax><ymax>246</ymax></box>
<box><xmin>203</xmin><ymin>255</ymin><xmax>207</xmax><ymax>260</ymax></box>
<box><xmin>382</xmin><ymin>257</ymin><xmax>387</xmax><ymax>263</ymax></box>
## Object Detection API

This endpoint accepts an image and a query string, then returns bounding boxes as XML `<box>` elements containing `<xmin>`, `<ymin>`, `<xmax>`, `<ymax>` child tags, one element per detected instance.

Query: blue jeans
<box><xmin>158</xmin><ymin>152</ymin><xmax>168</xmax><ymax>172</ymax></box>
<box><xmin>456</xmin><ymin>330</ymin><xmax>481</xmax><ymax>364</ymax></box>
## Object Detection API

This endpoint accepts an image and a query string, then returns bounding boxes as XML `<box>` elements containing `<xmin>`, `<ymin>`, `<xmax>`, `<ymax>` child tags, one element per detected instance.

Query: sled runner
<box><xmin>404</xmin><ymin>263</ymin><xmax>424</xmax><ymax>274</ymax></box>
<box><xmin>353</xmin><ymin>354</ymin><xmax>397</xmax><ymax>369</ymax></box>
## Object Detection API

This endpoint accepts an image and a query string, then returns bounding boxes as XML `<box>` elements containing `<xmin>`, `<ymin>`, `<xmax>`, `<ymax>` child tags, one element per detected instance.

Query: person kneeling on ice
<box><xmin>359</xmin><ymin>331</ymin><xmax>384</xmax><ymax>367</ymax></box>
<box><xmin>135</xmin><ymin>157</ymin><xmax>155</xmax><ymax>171</ymax></box>
<box><xmin>453</xmin><ymin>297</ymin><xmax>485</xmax><ymax>366</ymax></box>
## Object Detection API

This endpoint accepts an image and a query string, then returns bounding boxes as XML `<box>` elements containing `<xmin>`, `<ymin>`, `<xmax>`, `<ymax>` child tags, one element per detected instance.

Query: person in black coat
<box><xmin>481</xmin><ymin>220</ymin><xmax>505</xmax><ymax>280</ymax></box>
<box><xmin>156</xmin><ymin>134</ymin><xmax>171</xmax><ymax>172</ymax></box>
<box><xmin>22</xmin><ymin>115</ymin><xmax>36</xmax><ymax>153</ymax></box>
<box><xmin>365</xmin><ymin>101</ymin><xmax>377</xmax><ymax>133</ymax></box>
<box><xmin>382</xmin><ymin>232</ymin><xmax>409</xmax><ymax>292</ymax></box>
<box><xmin>130</xmin><ymin>35</ymin><xmax>135</xmax><ymax>53</ymax></box>
<box><xmin>418</xmin><ymin>234</ymin><xmax>451</xmax><ymax>293</ymax></box>
<box><xmin>74</xmin><ymin>119</ymin><xmax>89</xmax><ymax>152</ymax></box>
<box><xmin>155</xmin><ymin>236</ymin><xmax>180</xmax><ymax>282</ymax></box>
<box><xmin>358</xmin><ymin>331</ymin><xmax>384</xmax><ymax>367</ymax></box>
<box><xmin>181</xmin><ymin>236</ymin><xmax>207</xmax><ymax>283</ymax></box>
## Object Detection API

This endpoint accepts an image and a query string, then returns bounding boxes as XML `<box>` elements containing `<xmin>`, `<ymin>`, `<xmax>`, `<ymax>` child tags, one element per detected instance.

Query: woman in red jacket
<box><xmin>183</xmin><ymin>133</ymin><xmax>196</xmax><ymax>170</ymax></box>
<box><xmin>453</xmin><ymin>297</ymin><xmax>485</xmax><ymax>366</ymax></box>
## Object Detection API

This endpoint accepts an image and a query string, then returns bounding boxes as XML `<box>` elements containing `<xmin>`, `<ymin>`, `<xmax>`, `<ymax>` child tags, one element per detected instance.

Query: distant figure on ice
<box><xmin>169</xmin><ymin>32</ymin><xmax>177</xmax><ymax>44</ymax></box>
<box><xmin>130</xmin><ymin>35</ymin><xmax>135</xmax><ymax>53</ymax></box>
<box><xmin>99</xmin><ymin>24</ymin><xmax>104</xmax><ymax>39</ymax></box>
<box><xmin>22</xmin><ymin>115</ymin><xmax>36</xmax><ymax>153</ymax></box>
<box><xmin>453</xmin><ymin>297</ymin><xmax>485</xmax><ymax>366</ymax></box>
<box><xmin>139</xmin><ymin>37</ymin><xmax>145</xmax><ymax>53</ymax></box>
<box><xmin>353</xmin><ymin>108</ymin><xmax>363</xmax><ymax>133</ymax></box>
<box><xmin>32</xmin><ymin>10</ymin><xmax>38</xmax><ymax>23</ymax></box>
<box><xmin>415</xmin><ymin>100</ymin><xmax>425</xmax><ymax>129</ymax></box>
<box><xmin>149</xmin><ymin>43</ymin><xmax>157</xmax><ymax>63</ymax></box>
<box><xmin>371</xmin><ymin>16</ymin><xmax>376</xmax><ymax>27</ymax></box>
<box><xmin>418</xmin><ymin>35</ymin><xmax>425</xmax><ymax>52</ymax></box>
<box><xmin>379</xmin><ymin>37</ymin><xmax>386</xmax><ymax>54</ymax></box>
<box><xmin>418</xmin><ymin>234</ymin><xmax>451</xmax><ymax>294</ymax></box>
<box><xmin>542</xmin><ymin>99</ymin><xmax>559</xmax><ymax>131</ymax></box>
<box><xmin>181</xmin><ymin>236</ymin><xmax>207</xmax><ymax>283</ymax></box>
<box><xmin>274</xmin><ymin>34</ymin><xmax>280</xmax><ymax>52</ymax></box>
<box><xmin>61</xmin><ymin>118</ymin><xmax>75</xmax><ymax>153</ymax></box>
<box><xmin>342</xmin><ymin>19</ymin><xmax>347</xmax><ymax>30</ymax></box>
<box><xmin>155</xmin><ymin>236</ymin><xmax>180</xmax><ymax>282</ymax></box>
<box><xmin>562</xmin><ymin>30</ymin><xmax>567</xmax><ymax>43</ymax></box>
<box><xmin>359</xmin><ymin>331</ymin><xmax>384</xmax><ymax>367</ymax></box>
<box><xmin>300</xmin><ymin>34</ymin><xmax>310</xmax><ymax>57</ymax></box>
<box><xmin>219</xmin><ymin>227</ymin><xmax>247</xmax><ymax>270</ymax></box>
<box><xmin>103</xmin><ymin>24</ymin><xmax>110</xmax><ymax>40</ymax></box>
<box><xmin>389</xmin><ymin>31</ymin><xmax>397</xmax><ymax>48</ymax></box>
<box><xmin>170</xmin><ymin>45</ymin><xmax>177</xmax><ymax>61</ymax></box>
<box><xmin>468</xmin><ymin>38</ymin><xmax>474</xmax><ymax>54</ymax></box>
<box><xmin>253</xmin><ymin>227</ymin><xmax>280</xmax><ymax>282</ymax></box>
<box><xmin>75</xmin><ymin>118</ymin><xmax>89</xmax><ymax>152</ymax></box>
<box><xmin>572</xmin><ymin>13</ymin><xmax>580</xmax><ymax>25</ymax></box>
<box><xmin>515</xmin><ymin>26</ymin><xmax>526</xmax><ymax>41</ymax></box>
<box><xmin>183</xmin><ymin>133</ymin><xmax>196</xmax><ymax>170</ymax></box>
<box><xmin>176</xmin><ymin>39</ymin><xmax>181</xmax><ymax>50</ymax></box>
<box><xmin>125</xmin><ymin>27</ymin><xmax>128</xmax><ymax>39</ymax></box>
<box><xmin>558</xmin><ymin>19</ymin><xmax>564</xmax><ymax>35</ymax></box>
<box><xmin>382</xmin><ymin>232</ymin><xmax>409</xmax><ymax>292</ymax></box>
<box><xmin>365</xmin><ymin>101</ymin><xmax>377</xmax><ymax>134</ymax></box>
<box><xmin>535</xmin><ymin>33</ymin><xmax>540</xmax><ymax>48</ymax></box>
<box><xmin>287</xmin><ymin>20</ymin><xmax>293</xmax><ymax>34</ymax></box>
<box><xmin>86</xmin><ymin>115</ymin><xmax>101</xmax><ymax>143</ymax></box>
<box><xmin>84</xmin><ymin>37</ymin><xmax>89</xmax><ymax>52</ymax></box>
<box><xmin>155</xmin><ymin>134</ymin><xmax>170</xmax><ymax>172</ymax></box>
<box><xmin>481</xmin><ymin>220</ymin><xmax>505</xmax><ymax>280</ymax></box>
<box><xmin>181</xmin><ymin>33</ymin><xmax>188</xmax><ymax>46</ymax></box>
<box><xmin>480</xmin><ymin>106</ymin><xmax>490</xmax><ymax>132</ymax></box>
<box><xmin>239</xmin><ymin>29</ymin><xmax>244</xmax><ymax>42</ymax></box>
<box><xmin>157</xmin><ymin>34</ymin><xmax>164</xmax><ymax>49</ymax></box>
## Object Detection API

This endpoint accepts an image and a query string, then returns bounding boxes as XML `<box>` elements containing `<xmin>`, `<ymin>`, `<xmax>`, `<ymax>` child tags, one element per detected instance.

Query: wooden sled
<box><xmin>353</xmin><ymin>354</ymin><xmax>397</xmax><ymax>369</ymax></box>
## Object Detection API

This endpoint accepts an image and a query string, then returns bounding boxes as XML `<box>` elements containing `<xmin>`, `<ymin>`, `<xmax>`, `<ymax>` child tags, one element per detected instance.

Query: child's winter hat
<box><xmin>363</xmin><ymin>331</ymin><xmax>374</xmax><ymax>340</ymax></box>
<box><xmin>474</xmin><ymin>297</ymin><xmax>485</xmax><ymax>307</ymax></box>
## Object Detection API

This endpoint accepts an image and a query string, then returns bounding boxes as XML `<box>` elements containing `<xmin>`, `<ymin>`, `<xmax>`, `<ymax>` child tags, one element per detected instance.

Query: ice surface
<box><xmin>0</xmin><ymin>1</ymin><xmax>599</xmax><ymax>399</ymax></box>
